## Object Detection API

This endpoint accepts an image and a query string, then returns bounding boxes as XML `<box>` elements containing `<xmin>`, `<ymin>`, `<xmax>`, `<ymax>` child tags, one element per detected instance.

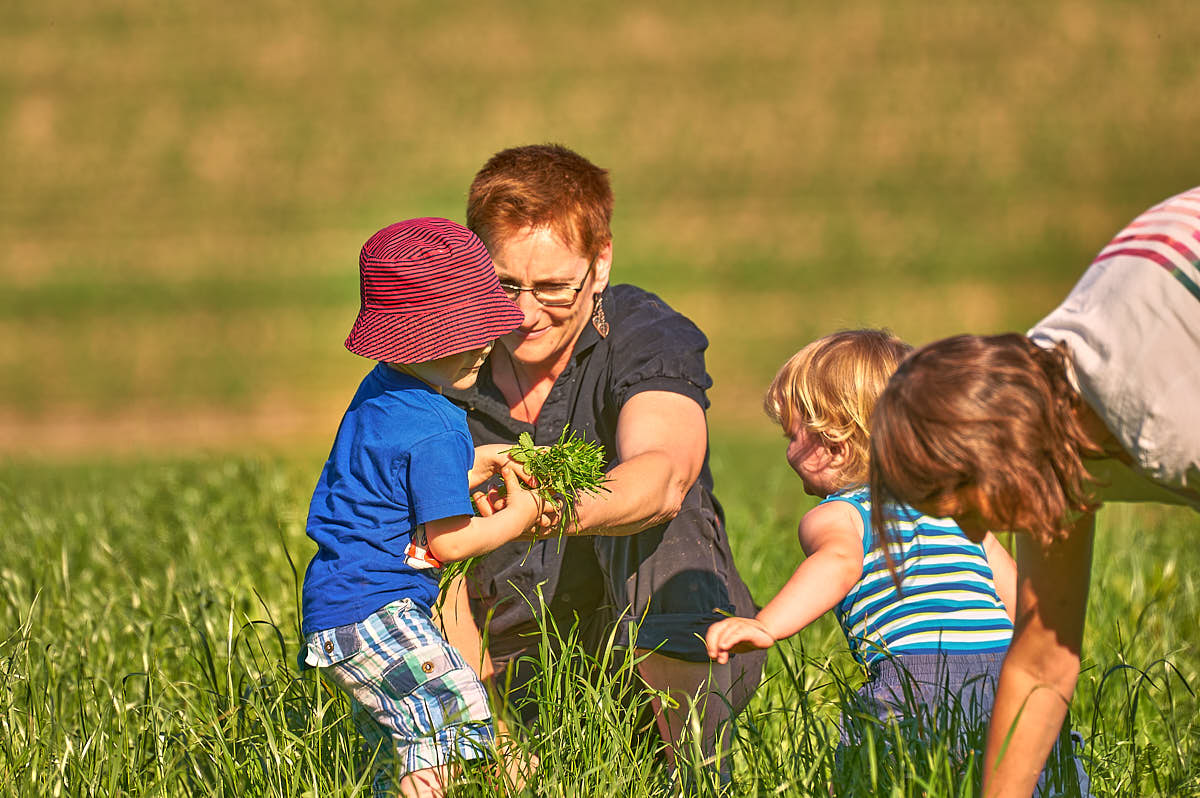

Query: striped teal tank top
<box><xmin>824</xmin><ymin>486</ymin><xmax>1013</xmax><ymax>666</ymax></box>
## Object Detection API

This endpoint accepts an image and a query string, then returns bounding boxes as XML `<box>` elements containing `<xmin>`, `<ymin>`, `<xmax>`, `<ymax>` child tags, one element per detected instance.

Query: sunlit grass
<box><xmin>3</xmin><ymin>4</ymin><xmax>1197</xmax><ymax>792</ymax></box>
<box><xmin>1</xmin><ymin>446</ymin><xmax>1196</xmax><ymax>796</ymax></box>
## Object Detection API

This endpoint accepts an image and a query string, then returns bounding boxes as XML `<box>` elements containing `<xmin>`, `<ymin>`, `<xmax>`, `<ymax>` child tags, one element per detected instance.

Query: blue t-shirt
<box><xmin>825</xmin><ymin>486</ymin><xmax>1013</xmax><ymax>666</ymax></box>
<box><xmin>301</xmin><ymin>364</ymin><xmax>475</xmax><ymax>634</ymax></box>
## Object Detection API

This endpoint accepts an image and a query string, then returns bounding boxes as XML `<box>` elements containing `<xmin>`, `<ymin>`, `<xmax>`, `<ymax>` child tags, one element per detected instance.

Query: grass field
<box><xmin>4</xmin><ymin>0</ymin><xmax>1200</xmax><ymax>453</ymax></box>
<box><xmin>3</xmin><ymin>1</ymin><xmax>1200</xmax><ymax>795</ymax></box>
<box><xmin>2</xmin><ymin>445</ymin><xmax>1198</xmax><ymax>796</ymax></box>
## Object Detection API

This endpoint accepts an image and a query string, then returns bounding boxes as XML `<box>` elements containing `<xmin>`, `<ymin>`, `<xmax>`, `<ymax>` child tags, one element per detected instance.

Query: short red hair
<box><xmin>466</xmin><ymin>144</ymin><xmax>613</xmax><ymax>259</ymax></box>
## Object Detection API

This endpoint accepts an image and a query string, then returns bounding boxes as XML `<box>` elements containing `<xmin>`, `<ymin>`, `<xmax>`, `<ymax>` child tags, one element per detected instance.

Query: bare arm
<box><xmin>569</xmin><ymin>390</ymin><xmax>707</xmax><ymax>537</ymax></box>
<box><xmin>425</xmin><ymin>463</ymin><xmax>543</xmax><ymax>562</ymax></box>
<box><xmin>982</xmin><ymin>532</ymin><xmax>1019</xmax><ymax>623</ymax></box>
<box><xmin>435</xmin><ymin>573</ymin><xmax>496</xmax><ymax>680</ymax></box>
<box><xmin>705</xmin><ymin>501</ymin><xmax>864</xmax><ymax>663</ymax></box>
<box><xmin>983</xmin><ymin>513</ymin><xmax>1094</xmax><ymax>798</ymax></box>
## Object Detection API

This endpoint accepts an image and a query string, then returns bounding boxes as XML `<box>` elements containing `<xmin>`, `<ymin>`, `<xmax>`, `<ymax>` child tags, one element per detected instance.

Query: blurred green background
<box><xmin>4</xmin><ymin>0</ymin><xmax>1199</xmax><ymax>458</ymax></box>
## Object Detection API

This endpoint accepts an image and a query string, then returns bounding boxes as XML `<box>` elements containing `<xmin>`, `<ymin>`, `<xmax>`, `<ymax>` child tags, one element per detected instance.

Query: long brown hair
<box><xmin>869</xmin><ymin>333</ymin><xmax>1104</xmax><ymax>546</ymax></box>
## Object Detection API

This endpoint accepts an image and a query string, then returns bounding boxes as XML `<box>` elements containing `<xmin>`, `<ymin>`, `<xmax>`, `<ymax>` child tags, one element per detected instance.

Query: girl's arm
<box><xmin>983</xmin><ymin>513</ymin><xmax>1093</xmax><ymax>798</ymax></box>
<box><xmin>425</xmin><ymin>463</ymin><xmax>548</xmax><ymax>563</ymax></box>
<box><xmin>705</xmin><ymin>500</ymin><xmax>864</xmax><ymax>664</ymax></box>
<box><xmin>982</xmin><ymin>532</ymin><xmax>1019</xmax><ymax>623</ymax></box>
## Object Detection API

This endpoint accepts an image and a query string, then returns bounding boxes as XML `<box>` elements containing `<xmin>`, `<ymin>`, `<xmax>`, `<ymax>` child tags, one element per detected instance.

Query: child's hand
<box><xmin>469</xmin><ymin>443</ymin><xmax>531</xmax><ymax>490</ymax></box>
<box><xmin>480</xmin><ymin>464</ymin><xmax>561</xmax><ymax>539</ymax></box>
<box><xmin>504</xmin><ymin>469</ymin><xmax>562</xmax><ymax>537</ymax></box>
<box><xmin>470</xmin><ymin>474</ymin><xmax>545</xmax><ymax>520</ymax></box>
<box><xmin>704</xmin><ymin>617</ymin><xmax>777</xmax><ymax>664</ymax></box>
<box><xmin>517</xmin><ymin>494</ymin><xmax>563</xmax><ymax>539</ymax></box>
<box><xmin>471</xmin><ymin>483</ymin><xmax>507</xmax><ymax>517</ymax></box>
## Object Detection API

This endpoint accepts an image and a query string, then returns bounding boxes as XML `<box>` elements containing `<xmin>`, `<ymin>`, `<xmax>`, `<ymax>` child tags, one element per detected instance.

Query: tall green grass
<box><xmin>2</xmin><ymin>448</ymin><xmax>1197</xmax><ymax>795</ymax></box>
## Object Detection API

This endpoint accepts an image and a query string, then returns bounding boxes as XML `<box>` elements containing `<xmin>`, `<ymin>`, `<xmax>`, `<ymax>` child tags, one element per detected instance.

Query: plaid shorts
<box><xmin>303</xmin><ymin>597</ymin><xmax>494</xmax><ymax>779</ymax></box>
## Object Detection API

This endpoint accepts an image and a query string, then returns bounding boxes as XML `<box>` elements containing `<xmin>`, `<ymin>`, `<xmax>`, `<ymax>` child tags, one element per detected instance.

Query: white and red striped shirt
<box><xmin>1029</xmin><ymin>186</ymin><xmax>1200</xmax><ymax>508</ymax></box>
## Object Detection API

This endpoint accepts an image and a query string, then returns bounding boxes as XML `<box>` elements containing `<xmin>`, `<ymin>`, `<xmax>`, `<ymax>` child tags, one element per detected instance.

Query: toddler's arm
<box><xmin>705</xmin><ymin>500</ymin><xmax>864</xmax><ymax>664</ymax></box>
<box><xmin>982</xmin><ymin>532</ymin><xmax>1018</xmax><ymax>623</ymax></box>
<box><xmin>425</xmin><ymin>463</ymin><xmax>554</xmax><ymax>562</ymax></box>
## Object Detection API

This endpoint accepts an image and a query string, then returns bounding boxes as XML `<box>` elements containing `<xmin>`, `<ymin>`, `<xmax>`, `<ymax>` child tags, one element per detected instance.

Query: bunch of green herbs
<box><xmin>505</xmin><ymin>426</ymin><xmax>611</xmax><ymax>535</ymax></box>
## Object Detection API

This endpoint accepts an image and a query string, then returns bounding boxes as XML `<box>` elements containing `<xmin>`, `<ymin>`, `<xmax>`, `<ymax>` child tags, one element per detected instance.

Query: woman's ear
<box><xmin>592</xmin><ymin>241</ymin><xmax>613</xmax><ymax>293</ymax></box>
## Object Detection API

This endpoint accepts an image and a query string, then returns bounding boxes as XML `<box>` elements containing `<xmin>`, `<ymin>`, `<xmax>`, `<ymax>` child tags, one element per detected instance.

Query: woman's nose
<box><xmin>515</xmin><ymin>291</ymin><xmax>541</xmax><ymax>324</ymax></box>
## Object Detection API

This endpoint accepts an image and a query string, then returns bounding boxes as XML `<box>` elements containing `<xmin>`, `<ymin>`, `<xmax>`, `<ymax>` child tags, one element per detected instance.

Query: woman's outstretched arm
<box><xmin>569</xmin><ymin>390</ymin><xmax>708</xmax><ymax>536</ymax></box>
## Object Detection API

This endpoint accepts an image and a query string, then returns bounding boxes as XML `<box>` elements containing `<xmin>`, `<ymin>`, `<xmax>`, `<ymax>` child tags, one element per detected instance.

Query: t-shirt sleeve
<box><xmin>405</xmin><ymin>430</ymin><xmax>475</xmax><ymax>525</ymax></box>
<box><xmin>609</xmin><ymin>296</ymin><xmax>713</xmax><ymax>411</ymax></box>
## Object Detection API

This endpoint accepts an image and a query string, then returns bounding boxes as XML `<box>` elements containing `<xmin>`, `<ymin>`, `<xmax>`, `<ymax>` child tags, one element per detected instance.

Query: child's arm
<box><xmin>983</xmin><ymin>514</ymin><xmax>1093</xmax><ymax>798</ymax></box>
<box><xmin>425</xmin><ymin>463</ymin><xmax>552</xmax><ymax>563</ymax></box>
<box><xmin>981</xmin><ymin>531</ymin><xmax>1018</xmax><ymax>623</ymax></box>
<box><xmin>705</xmin><ymin>500</ymin><xmax>864</xmax><ymax>664</ymax></box>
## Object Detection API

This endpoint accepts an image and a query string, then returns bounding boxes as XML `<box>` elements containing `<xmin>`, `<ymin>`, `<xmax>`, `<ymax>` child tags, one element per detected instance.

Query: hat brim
<box><xmin>345</xmin><ymin>283</ymin><xmax>524</xmax><ymax>364</ymax></box>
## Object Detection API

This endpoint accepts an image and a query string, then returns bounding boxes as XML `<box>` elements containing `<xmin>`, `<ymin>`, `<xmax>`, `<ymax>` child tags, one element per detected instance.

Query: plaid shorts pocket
<box><xmin>377</xmin><ymin>642</ymin><xmax>492</xmax><ymax>730</ymax></box>
<box><xmin>312</xmin><ymin>599</ymin><xmax>494</xmax><ymax>777</ymax></box>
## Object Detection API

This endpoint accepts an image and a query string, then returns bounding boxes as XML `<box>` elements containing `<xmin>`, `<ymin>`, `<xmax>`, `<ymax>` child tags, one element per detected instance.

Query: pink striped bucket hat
<box><xmin>344</xmin><ymin>218</ymin><xmax>524</xmax><ymax>363</ymax></box>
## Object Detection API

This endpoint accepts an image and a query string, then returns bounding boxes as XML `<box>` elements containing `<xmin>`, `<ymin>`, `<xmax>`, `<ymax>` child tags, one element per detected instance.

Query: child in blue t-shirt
<box><xmin>300</xmin><ymin>218</ymin><xmax>551</xmax><ymax>797</ymax></box>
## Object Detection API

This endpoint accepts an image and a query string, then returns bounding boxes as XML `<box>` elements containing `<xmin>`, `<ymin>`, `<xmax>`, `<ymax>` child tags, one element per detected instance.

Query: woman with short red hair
<box><xmin>442</xmin><ymin>144</ymin><xmax>764</xmax><ymax>777</ymax></box>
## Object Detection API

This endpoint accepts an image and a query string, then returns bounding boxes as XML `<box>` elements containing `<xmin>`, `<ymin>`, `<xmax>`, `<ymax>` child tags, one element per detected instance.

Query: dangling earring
<box><xmin>591</xmin><ymin>293</ymin><xmax>609</xmax><ymax>337</ymax></box>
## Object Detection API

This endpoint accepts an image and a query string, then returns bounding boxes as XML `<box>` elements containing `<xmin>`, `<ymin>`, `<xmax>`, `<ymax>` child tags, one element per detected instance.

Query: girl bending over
<box><xmin>869</xmin><ymin>186</ymin><xmax>1200</xmax><ymax>798</ymax></box>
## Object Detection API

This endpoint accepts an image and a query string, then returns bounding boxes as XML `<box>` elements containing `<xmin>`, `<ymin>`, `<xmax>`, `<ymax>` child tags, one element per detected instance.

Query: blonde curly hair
<box><xmin>765</xmin><ymin>329</ymin><xmax>912</xmax><ymax>493</ymax></box>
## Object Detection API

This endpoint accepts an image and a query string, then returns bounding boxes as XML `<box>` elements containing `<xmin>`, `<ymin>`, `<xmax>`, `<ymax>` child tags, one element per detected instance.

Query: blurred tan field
<box><xmin>4</xmin><ymin>0</ymin><xmax>1199</xmax><ymax>457</ymax></box>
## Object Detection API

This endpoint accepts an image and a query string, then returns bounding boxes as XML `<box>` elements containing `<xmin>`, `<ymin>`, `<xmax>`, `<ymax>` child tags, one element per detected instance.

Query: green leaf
<box><xmin>500</xmin><ymin>424</ymin><xmax>612</xmax><ymax>537</ymax></box>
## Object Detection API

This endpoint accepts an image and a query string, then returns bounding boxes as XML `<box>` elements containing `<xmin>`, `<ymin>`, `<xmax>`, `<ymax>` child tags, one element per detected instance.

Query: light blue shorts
<box><xmin>303</xmin><ymin>598</ymin><xmax>494</xmax><ymax>781</ymax></box>
<box><xmin>841</xmin><ymin>653</ymin><xmax>1091</xmax><ymax>797</ymax></box>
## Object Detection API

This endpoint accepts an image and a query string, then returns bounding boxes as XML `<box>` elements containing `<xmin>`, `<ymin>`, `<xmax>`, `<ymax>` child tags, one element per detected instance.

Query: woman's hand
<box><xmin>704</xmin><ymin>617</ymin><xmax>777</xmax><ymax>665</ymax></box>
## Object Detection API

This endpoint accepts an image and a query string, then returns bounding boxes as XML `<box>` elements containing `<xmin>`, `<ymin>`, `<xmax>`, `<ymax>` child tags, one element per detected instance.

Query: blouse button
<box><xmin>421</xmin><ymin>661</ymin><xmax>435</xmax><ymax>674</ymax></box>
<box><xmin>324</xmin><ymin>641</ymin><xmax>334</xmax><ymax>653</ymax></box>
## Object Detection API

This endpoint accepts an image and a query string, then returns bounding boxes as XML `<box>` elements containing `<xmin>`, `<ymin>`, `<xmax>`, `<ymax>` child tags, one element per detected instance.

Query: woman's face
<box><xmin>489</xmin><ymin>226</ymin><xmax>611</xmax><ymax>371</ymax></box>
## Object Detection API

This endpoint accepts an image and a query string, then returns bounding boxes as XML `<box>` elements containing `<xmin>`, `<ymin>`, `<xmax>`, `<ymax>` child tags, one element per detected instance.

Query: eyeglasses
<box><xmin>498</xmin><ymin>257</ymin><xmax>595</xmax><ymax>307</ymax></box>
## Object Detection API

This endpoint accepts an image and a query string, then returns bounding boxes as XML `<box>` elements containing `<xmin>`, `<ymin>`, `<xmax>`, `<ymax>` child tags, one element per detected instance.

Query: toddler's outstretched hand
<box><xmin>705</xmin><ymin>617</ymin><xmax>777</xmax><ymax>665</ymax></box>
